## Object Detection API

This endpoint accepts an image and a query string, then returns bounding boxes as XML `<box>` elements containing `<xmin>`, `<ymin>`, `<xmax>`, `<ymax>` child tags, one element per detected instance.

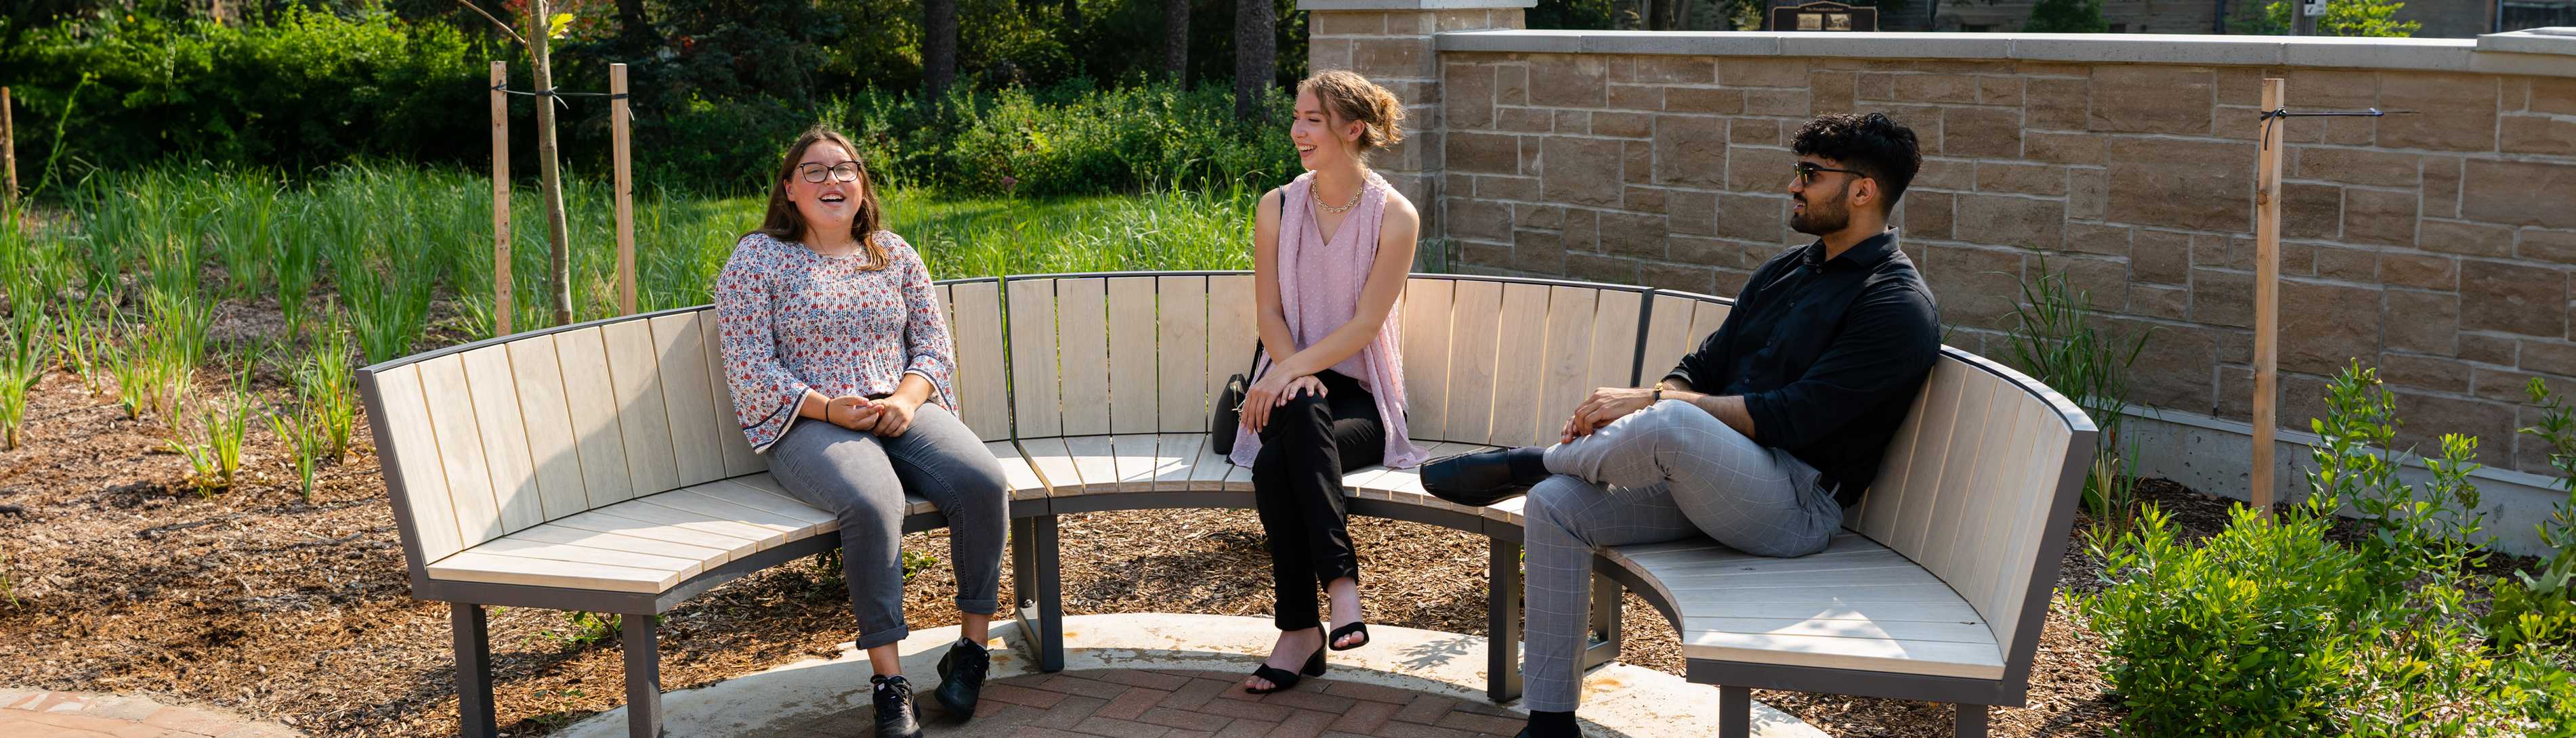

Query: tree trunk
<box><xmin>1233</xmin><ymin>0</ymin><xmax>1274</xmax><ymax>121</ymax></box>
<box><xmin>528</xmin><ymin>0</ymin><xmax>574</xmax><ymax>326</ymax></box>
<box><xmin>616</xmin><ymin>0</ymin><xmax>658</xmax><ymax>44</ymax></box>
<box><xmin>925</xmin><ymin>0</ymin><xmax>958</xmax><ymax>99</ymax></box>
<box><xmin>1164</xmin><ymin>0</ymin><xmax>1190</xmax><ymax>83</ymax></box>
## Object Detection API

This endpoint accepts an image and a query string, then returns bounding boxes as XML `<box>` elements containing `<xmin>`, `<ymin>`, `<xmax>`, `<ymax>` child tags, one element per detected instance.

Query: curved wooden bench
<box><xmin>360</xmin><ymin>272</ymin><xmax>2090</xmax><ymax>738</ymax></box>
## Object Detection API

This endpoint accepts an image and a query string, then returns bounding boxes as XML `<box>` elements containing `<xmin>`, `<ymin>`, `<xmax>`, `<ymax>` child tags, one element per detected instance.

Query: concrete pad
<box><xmin>562</xmin><ymin>613</ymin><xmax>1828</xmax><ymax>738</ymax></box>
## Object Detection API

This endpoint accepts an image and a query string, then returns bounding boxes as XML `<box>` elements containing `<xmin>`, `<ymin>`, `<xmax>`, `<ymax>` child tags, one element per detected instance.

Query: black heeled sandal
<box><xmin>1327</xmin><ymin>621</ymin><xmax>1371</xmax><ymax>651</ymax></box>
<box><xmin>1244</xmin><ymin>634</ymin><xmax>1328</xmax><ymax>695</ymax></box>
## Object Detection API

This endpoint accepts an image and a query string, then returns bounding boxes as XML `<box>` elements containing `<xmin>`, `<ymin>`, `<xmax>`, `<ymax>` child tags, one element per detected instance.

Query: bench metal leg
<box><xmin>1581</xmin><ymin>570</ymin><xmax>1621</xmax><ymax>671</ymax></box>
<box><xmin>450</xmin><ymin>603</ymin><xmax>497</xmax><ymax>738</ymax></box>
<box><xmin>1718</xmin><ymin>685</ymin><xmax>1751</xmax><ymax>738</ymax></box>
<box><xmin>1486</xmin><ymin>538</ymin><xmax>1523</xmax><ymax>704</ymax></box>
<box><xmin>1011</xmin><ymin>515</ymin><xmax>1065</xmax><ymax>673</ymax></box>
<box><xmin>1955</xmin><ymin>703</ymin><xmax>1989</xmax><ymax>738</ymax></box>
<box><xmin>622</xmin><ymin>614</ymin><xmax>662</xmax><ymax>738</ymax></box>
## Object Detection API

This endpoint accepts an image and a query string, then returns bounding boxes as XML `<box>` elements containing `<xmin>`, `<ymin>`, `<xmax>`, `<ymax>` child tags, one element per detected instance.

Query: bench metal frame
<box><xmin>362</xmin><ymin>272</ymin><xmax>2088</xmax><ymax>738</ymax></box>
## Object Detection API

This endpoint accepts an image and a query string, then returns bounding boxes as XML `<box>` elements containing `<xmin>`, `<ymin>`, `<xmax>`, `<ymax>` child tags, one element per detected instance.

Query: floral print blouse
<box><xmin>715</xmin><ymin>230</ymin><xmax>957</xmax><ymax>452</ymax></box>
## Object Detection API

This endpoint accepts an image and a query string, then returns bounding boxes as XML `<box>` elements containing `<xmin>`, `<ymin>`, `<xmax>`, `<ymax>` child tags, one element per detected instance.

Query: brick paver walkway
<box><xmin>776</xmin><ymin>668</ymin><xmax>1528</xmax><ymax>738</ymax></box>
<box><xmin>0</xmin><ymin>691</ymin><xmax>296</xmax><ymax>738</ymax></box>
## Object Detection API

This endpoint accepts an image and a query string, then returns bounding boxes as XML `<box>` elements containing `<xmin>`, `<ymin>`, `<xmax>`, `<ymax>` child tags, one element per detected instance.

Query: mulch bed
<box><xmin>3</xmin><ymin>353</ymin><xmax>2287</xmax><ymax>737</ymax></box>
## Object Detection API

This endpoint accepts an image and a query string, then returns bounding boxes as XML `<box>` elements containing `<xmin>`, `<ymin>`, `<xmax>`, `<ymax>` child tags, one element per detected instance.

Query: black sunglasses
<box><xmin>1791</xmin><ymin>161</ymin><xmax>1868</xmax><ymax>185</ymax></box>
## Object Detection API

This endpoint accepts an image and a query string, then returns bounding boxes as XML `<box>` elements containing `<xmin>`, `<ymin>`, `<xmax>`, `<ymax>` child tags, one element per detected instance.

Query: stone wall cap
<box><xmin>1298</xmin><ymin>0</ymin><xmax>1536</xmax><ymax>9</ymax></box>
<box><xmin>2477</xmin><ymin>28</ymin><xmax>2576</xmax><ymax>56</ymax></box>
<box><xmin>1428</xmin><ymin>30</ymin><xmax>2576</xmax><ymax>78</ymax></box>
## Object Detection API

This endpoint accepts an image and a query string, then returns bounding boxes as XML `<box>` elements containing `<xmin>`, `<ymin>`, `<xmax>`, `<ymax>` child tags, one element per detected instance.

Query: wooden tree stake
<box><xmin>612</xmin><ymin>64</ymin><xmax>635</xmax><ymax>316</ymax></box>
<box><xmin>2253</xmin><ymin>78</ymin><xmax>2285</xmax><ymax>515</ymax></box>
<box><xmin>491</xmin><ymin>63</ymin><xmax>513</xmax><ymax>336</ymax></box>
<box><xmin>3</xmin><ymin>87</ymin><xmax>16</xmax><ymax>207</ymax></box>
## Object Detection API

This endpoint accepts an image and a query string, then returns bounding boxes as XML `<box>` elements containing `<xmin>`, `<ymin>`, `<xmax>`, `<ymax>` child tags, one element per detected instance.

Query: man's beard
<box><xmin>1790</xmin><ymin>188</ymin><xmax>1851</xmax><ymax>236</ymax></box>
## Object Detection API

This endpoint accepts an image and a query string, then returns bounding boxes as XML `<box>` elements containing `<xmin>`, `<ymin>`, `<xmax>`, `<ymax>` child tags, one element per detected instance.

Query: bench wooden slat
<box><xmin>1443</xmin><ymin>280</ymin><xmax>1504</xmax><ymax>444</ymax></box>
<box><xmin>696</xmin><ymin>481</ymin><xmax>838</xmax><ymax>529</ymax></box>
<box><xmin>1108</xmin><ymin>276</ymin><xmax>1159</xmax><ymax>435</ymax></box>
<box><xmin>1637</xmin><ymin>294</ymin><xmax>1699</xmax><ymax>386</ymax></box>
<box><xmin>1015</xmin><ymin>437</ymin><xmax>1080</xmax><ymax>496</ymax></box>
<box><xmin>1666</xmin><ymin>597</ymin><xmax>1984</xmax><ymax>623</ymax></box>
<box><xmin>1148</xmin><ymin>433</ymin><xmax>1202</xmax><ymax>491</ymax></box>
<box><xmin>1156</xmin><ymin>276</ymin><xmax>1210</xmax><ymax>433</ymax></box>
<box><xmin>1878</xmin><ymin>363</ymin><xmax>1966</xmax><ymax>553</ymax></box>
<box><xmin>692</xmin><ymin>309</ymin><xmax>767</xmax><ymax>478</ymax></box>
<box><xmin>425</xmin><ymin>550</ymin><xmax>681</xmax><ymax>594</ymax></box>
<box><xmin>1590</xmin><ymin>289</ymin><xmax>1643</xmax><ymax>387</ymax></box>
<box><xmin>418</xmin><ymin>354</ymin><xmax>506</xmax><ymax>550</ymax></box>
<box><xmin>637</xmin><ymin>491</ymin><xmax>809</xmax><ymax>538</ymax></box>
<box><xmin>450</xmin><ymin>536</ymin><xmax>706</xmax><ymax>578</ymax></box>
<box><xmin>1007</xmin><ymin>280</ymin><xmax>1063</xmax><ymax>438</ymax></box>
<box><xmin>1110</xmin><ymin>433</ymin><xmax>1162</xmax><ymax>492</ymax></box>
<box><xmin>1678</xmin><ymin>630</ymin><xmax>2003</xmax><ymax>680</ymax></box>
<box><xmin>1060</xmin><ymin>435</ymin><xmax>1120</xmax><ymax>494</ymax></box>
<box><xmin>549</xmin><ymin>508</ymin><xmax>763</xmax><ymax>559</ymax></box>
<box><xmin>503</xmin><ymin>338</ymin><xmax>593</xmax><ymax>521</ymax></box>
<box><xmin>588</xmin><ymin>498</ymin><xmax>791</xmax><ymax>550</ymax></box>
<box><xmin>555</xmin><ymin>327</ymin><xmax>639</xmax><ymax>506</ymax></box>
<box><xmin>375</xmin><ymin>364</ymin><xmax>465</xmax><ymax>561</ymax></box>
<box><xmin>1689</xmin><ymin>616</ymin><xmax>2000</xmax><ymax>645</ymax></box>
<box><xmin>651</xmin><ymin>313</ymin><xmax>727</xmax><ymax>488</ymax></box>
<box><xmin>1205</xmin><ymin>274</ymin><xmax>1257</xmax><ymax>425</ymax></box>
<box><xmin>1217</xmin><ymin>447</ymin><xmax>1255</xmax><ymax>492</ymax></box>
<box><xmin>1914</xmin><ymin>372</ymin><xmax>2000</xmax><ymax>592</ymax></box>
<box><xmin>604</xmin><ymin>320</ymin><xmax>683</xmax><ymax>498</ymax></box>
<box><xmin>1182</xmin><ymin>433</ymin><xmax>1236</xmax><ymax>489</ymax></box>
<box><xmin>1664</xmin><ymin>582</ymin><xmax>1977</xmax><ymax>605</ymax></box>
<box><xmin>1530</xmin><ymin>286</ymin><xmax>1599</xmax><ymax>449</ymax></box>
<box><xmin>1687</xmin><ymin>298</ymin><xmax>1730</xmax><ymax>349</ymax></box>
<box><xmin>1057</xmin><ymin>278</ymin><xmax>1112</xmax><ymax>436</ymax></box>
<box><xmin>1618</xmin><ymin>546</ymin><xmax>1912</xmax><ymax>573</ymax></box>
<box><xmin>950</xmin><ymin>282</ymin><xmax>1012</xmax><ymax>442</ymax></box>
<box><xmin>507</xmin><ymin>523</ymin><xmax>736</xmax><ymax>567</ymax></box>
<box><xmin>1485</xmin><ymin>282</ymin><xmax>1551</xmax><ymax>447</ymax></box>
<box><xmin>1400</xmin><ymin>278</ymin><xmax>1454</xmax><ymax>441</ymax></box>
<box><xmin>987</xmin><ymin>441</ymin><xmax>1051</xmax><ymax>500</ymax></box>
<box><xmin>1991</xmin><ymin>402</ymin><xmax>2074</xmax><ymax>651</ymax></box>
<box><xmin>1945</xmin><ymin>390</ymin><xmax>2039</xmax><ymax>628</ymax></box>
<box><xmin>459</xmin><ymin>347</ymin><xmax>545</xmax><ymax>535</ymax></box>
<box><xmin>1851</xmin><ymin>374</ymin><xmax>1935</xmax><ymax>541</ymax></box>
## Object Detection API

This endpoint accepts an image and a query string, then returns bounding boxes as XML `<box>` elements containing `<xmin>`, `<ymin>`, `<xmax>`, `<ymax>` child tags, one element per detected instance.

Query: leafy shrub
<box><xmin>2082</xmin><ymin>501</ymin><xmax>2370</xmax><ymax>735</ymax></box>
<box><xmin>2484</xmin><ymin>378</ymin><xmax>2576</xmax><ymax>651</ymax></box>
<box><xmin>2083</xmin><ymin>362</ymin><xmax>2576</xmax><ymax>737</ymax></box>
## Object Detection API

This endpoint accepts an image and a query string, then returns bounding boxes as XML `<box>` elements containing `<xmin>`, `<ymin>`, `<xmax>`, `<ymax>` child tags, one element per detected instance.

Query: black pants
<box><xmin>1250</xmin><ymin>369</ymin><xmax>1385</xmax><ymax>632</ymax></box>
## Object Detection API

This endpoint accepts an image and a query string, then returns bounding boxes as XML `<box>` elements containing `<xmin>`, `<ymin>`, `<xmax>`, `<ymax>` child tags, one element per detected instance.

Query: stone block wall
<box><xmin>1304</xmin><ymin>7</ymin><xmax>2576</xmax><ymax>477</ymax></box>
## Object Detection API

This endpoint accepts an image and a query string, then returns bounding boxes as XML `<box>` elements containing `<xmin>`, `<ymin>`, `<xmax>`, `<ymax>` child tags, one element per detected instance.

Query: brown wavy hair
<box><xmin>1298</xmin><ymin>70</ymin><xmax>1407</xmax><ymax>163</ymax></box>
<box><xmin>751</xmin><ymin>126</ymin><xmax>889</xmax><ymax>269</ymax></box>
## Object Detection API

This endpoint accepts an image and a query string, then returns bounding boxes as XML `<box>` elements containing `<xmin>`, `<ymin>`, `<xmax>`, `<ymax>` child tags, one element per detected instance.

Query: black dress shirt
<box><xmin>1661</xmin><ymin>229</ymin><xmax>1940</xmax><ymax>506</ymax></box>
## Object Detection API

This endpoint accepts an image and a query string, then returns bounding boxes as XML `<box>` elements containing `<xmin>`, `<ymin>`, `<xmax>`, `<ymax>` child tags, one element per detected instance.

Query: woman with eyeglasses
<box><xmin>714</xmin><ymin>127</ymin><xmax>1005</xmax><ymax>738</ymax></box>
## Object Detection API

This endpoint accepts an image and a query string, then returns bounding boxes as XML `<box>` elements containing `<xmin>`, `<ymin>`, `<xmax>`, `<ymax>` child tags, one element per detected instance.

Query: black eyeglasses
<box><xmin>797</xmin><ymin>161</ymin><xmax>863</xmax><ymax>183</ymax></box>
<box><xmin>1790</xmin><ymin>161</ymin><xmax>1867</xmax><ymax>185</ymax></box>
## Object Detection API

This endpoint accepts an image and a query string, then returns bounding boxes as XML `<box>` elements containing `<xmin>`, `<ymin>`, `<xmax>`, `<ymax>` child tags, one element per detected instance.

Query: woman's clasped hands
<box><xmin>1238</xmin><ymin>371</ymin><xmax>1329</xmax><ymax>433</ymax></box>
<box><xmin>824</xmin><ymin>394</ymin><xmax>919</xmax><ymax>437</ymax></box>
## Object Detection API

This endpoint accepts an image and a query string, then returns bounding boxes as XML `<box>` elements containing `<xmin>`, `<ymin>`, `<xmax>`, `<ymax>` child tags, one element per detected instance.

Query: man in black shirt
<box><xmin>1422</xmin><ymin>112</ymin><xmax>1939</xmax><ymax>738</ymax></box>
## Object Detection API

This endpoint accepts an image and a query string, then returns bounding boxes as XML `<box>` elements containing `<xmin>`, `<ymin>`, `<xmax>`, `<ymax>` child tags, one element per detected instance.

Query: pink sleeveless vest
<box><xmin>1229</xmin><ymin>171</ymin><xmax>1429</xmax><ymax>470</ymax></box>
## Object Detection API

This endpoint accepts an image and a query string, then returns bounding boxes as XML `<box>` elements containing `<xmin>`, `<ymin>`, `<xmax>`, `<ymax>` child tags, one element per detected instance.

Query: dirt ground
<box><xmin>0</xmin><ymin>353</ymin><xmax>2237</xmax><ymax>737</ymax></box>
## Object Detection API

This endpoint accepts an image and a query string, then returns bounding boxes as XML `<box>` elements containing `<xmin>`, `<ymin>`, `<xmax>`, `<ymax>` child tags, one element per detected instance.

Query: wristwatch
<box><xmin>1652</xmin><ymin>387</ymin><xmax>1664</xmax><ymax>404</ymax></box>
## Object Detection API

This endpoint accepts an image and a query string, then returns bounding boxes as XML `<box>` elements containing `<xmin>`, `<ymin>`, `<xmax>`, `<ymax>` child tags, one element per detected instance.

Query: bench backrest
<box><xmin>363</xmin><ymin>279</ymin><xmax>1017</xmax><ymax>566</ymax></box>
<box><xmin>372</xmin><ymin>272</ymin><xmax>2090</xmax><ymax>668</ymax></box>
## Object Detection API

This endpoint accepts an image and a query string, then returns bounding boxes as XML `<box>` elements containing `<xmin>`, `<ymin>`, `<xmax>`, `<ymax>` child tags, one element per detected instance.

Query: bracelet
<box><xmin>1652</xmin><ymin>388</ymin><xmax>1663</xmax><ymax>404</ymax></box>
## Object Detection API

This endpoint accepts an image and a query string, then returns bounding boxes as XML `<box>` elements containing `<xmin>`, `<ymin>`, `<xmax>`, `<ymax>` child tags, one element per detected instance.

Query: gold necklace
<box><xmin>1312</xmin><ymin>179</ymin><xmax>1365</xmax><ymax>215</ymax></box>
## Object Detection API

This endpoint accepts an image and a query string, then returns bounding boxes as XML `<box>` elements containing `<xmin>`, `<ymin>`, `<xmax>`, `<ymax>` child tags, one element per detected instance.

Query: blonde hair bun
<box><xmin>1299</xmin><ymin>70</ymin><xmax>1407</xmax><ymax>160</ymax></box>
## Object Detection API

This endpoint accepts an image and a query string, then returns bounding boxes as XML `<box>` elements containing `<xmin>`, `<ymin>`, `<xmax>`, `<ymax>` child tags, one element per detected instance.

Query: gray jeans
<box><xmin>1523</xmin><ymin>399</ymin><xmax>1842</xmax><ymax>712</ymax></box>
<box><xmin>767</xmin><ymin>403</ymin><xmax>1008</xmax><ymax>650</ymax></box>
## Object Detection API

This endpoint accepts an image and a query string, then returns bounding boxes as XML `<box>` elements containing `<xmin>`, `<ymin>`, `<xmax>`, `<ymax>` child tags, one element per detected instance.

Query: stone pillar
<box><xmin>1299</xmin><ymin>0</ymin><xmax>1531</xmax><ymax>244</ymax></box>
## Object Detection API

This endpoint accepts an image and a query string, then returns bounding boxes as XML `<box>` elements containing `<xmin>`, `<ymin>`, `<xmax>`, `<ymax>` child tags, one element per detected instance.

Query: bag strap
<box><xmin>1245</xmin><ymin>191</ymin><xmax>1287</xmax><ymax>377</ymax></box>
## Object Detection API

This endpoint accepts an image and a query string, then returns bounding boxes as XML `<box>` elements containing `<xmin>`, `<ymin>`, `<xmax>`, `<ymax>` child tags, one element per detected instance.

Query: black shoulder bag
<box><xmin>1210</xmin><ymin>193</ymin><xmax>1288</xmax><ymax>454</ymax></box>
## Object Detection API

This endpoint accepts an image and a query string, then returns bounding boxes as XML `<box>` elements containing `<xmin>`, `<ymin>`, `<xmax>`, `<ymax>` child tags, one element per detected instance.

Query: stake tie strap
<box><xmin>492</xmin><ymin>84</ymin><xmax>631</xmax><ymax>110</ymax></box>
<box><xmin>2258</xmin><ymin>107</ymin><xmax>2413</xmax><ymax>150</ymax></box>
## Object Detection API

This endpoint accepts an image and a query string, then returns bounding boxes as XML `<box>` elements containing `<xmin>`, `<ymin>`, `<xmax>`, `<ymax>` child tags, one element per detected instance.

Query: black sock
<box><xmin>1506</xmin><ymin>446</ymin><xmax>1550</xmax><ymax>483</ymax></box>
<box><xmin>1526</xmin><ymin>710</ymin><xmax>1578</xmax><ymax>737</ymax></box>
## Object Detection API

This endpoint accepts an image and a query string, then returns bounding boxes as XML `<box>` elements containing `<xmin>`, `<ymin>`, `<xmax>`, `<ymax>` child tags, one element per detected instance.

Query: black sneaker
<box><xmin>933</xmin><ymin>638</ymin><xmax>991</xmax><ymax>717</ymax></box>
<box><xmin>870</xmin><ymin>674</ymin><xmax>924</xmax><ymax>738</ymax></box>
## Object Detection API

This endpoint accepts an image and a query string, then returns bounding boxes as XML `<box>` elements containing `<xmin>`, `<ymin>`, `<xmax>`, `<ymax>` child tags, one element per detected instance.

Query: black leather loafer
<box><xmin>1422</xmin><ymin>448</ymin><xmax>1542</xmax><ymax>507</ymax></box>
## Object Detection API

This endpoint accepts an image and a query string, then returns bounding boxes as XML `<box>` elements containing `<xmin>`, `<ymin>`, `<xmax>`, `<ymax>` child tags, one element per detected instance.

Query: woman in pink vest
<box><xmin>1229</xmin><ymin>70</ymin><xmax>1431</xmax><ymax>695</ymax></box>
